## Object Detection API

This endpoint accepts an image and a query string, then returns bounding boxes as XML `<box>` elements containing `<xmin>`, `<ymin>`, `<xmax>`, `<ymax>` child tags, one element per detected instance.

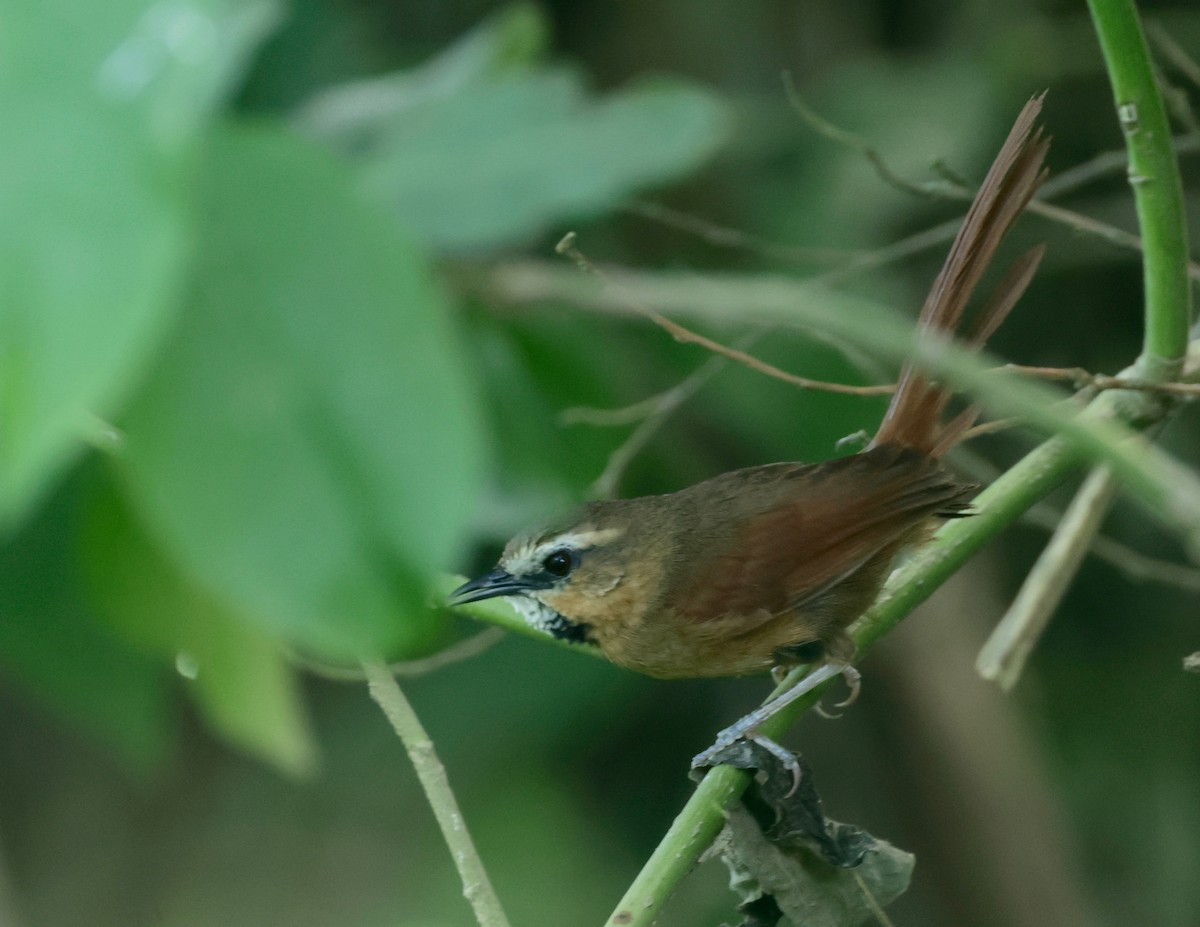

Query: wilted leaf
<box><xmin>119</xmin><ymin>122</ymin><xmax>487</xmax><ymax>659</ymax></box>
<box><xmin>709</xmin><ymin>742</ymin><xmax>913</xmax><ymax>926</ymax></box>
<box><xmin>721</xmin><ymin>803</ymin><xmax>914</xmax><ymax>927</ymax></box>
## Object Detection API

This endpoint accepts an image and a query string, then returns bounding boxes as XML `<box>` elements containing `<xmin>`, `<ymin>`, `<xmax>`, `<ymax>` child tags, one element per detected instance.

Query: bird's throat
<box><xmin>510</xmin><ymin>595</ymin><xmax>594</xmax><ymax>645</ymax></box>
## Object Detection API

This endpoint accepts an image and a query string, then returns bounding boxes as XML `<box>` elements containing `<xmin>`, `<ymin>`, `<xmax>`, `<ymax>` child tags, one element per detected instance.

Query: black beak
<box><xmin>448</xmin><ymin>568</ymin><xmax>533</xmax><ymax>606</ymax></box>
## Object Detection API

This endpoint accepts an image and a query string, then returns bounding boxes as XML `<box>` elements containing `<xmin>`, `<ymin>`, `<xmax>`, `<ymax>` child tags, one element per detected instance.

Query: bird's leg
<box><xmin>691</xmin><ymin>662</ymin><xmax>853</xmax><ymax>775</ymax></box>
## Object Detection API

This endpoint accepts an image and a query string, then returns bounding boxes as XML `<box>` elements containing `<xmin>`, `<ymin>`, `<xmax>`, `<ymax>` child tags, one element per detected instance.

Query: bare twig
<box><xmin>853</xmin><ymin>870</ymin><xmax>899</xmax><ymax>927</ymax></box>
<box><xmin>1145</xmin><ymin>16</ymin><xmax>1200</xmax><ymax>134</ymax></box>
<box><xmin>293</xmin><ymin>628</ymin><xmax>506</xmax><ymax>682</ymax></box>
<box><xmin>625</xmin><ymin>200</ymin><xmax>857</xmax><ymax>264</ymax></box>
<box><xmin>591</xmin><ymin>353</ymin><xmax>728</xmax><ymax>499</ymax></box>
<box><xmin>560</xmin><ymin>392</ymin><xmax>681</xmax><ymax>427</ymax></box>
<box><xmin>1003</xmin><ymin>363</ymin><xmax>1200</xmax><ymax>397</ymax></box>
<box><xmin>645</xmin><ymin>309</ymin><xmax>894</xmax><ymax>395</ymax></box>
<box><xmin>361</xmin><ymin>660</ymin><xmax>512</xmax><ymax>927</ymax></box>
<box><xmin>556</xmin><ymin>232</ymin><xmax>895</xmax><ymax>396</ymax></box>
<box><xmin>1042</xmin><ymin>134</ymin><xmax>1200</xmax><ymax>196</ymax></box>
<box><xmin>784</xmin><ymin>83</ymin><xmax>1200</xmax><ymax>284</ymax></box>
<box><xmin>1150</xmin><ymin>22</ymin><xmax>1200</xmax><ymax>91</ymax></box>
<box><xmin>782</xmin><ymin>71</ymin><xmax>937</xmax><ymax>199</ymax></box>
<box><xmin>976</xmin><ymin>467</ymin><xmax>1121</xmax><ymax>690</ymax></box>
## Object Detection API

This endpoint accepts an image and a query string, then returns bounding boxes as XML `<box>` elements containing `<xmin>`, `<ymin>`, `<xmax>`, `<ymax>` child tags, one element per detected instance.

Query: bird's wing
<box><xmin>670</xmin><ymin>448</ymin><xmax>971</xmax><ymax>625</ymax></box>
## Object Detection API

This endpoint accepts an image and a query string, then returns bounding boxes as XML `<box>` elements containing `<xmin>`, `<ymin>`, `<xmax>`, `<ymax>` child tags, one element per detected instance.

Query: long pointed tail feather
<box><xmin>872</xmin><ymin>95</ymin><xmax>1050</xmax><ymax>455</ymax></box>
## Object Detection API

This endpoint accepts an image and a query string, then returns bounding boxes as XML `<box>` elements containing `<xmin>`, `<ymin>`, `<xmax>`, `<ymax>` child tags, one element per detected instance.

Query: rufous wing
<box><xmin>670</xmin><ymin>449</ymin><xmax>971</xmax><ymax>626</ymax></box>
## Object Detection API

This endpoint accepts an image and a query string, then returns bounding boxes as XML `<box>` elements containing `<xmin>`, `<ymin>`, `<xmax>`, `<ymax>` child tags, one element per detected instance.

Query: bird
<box><xmin>451</xmin><ymin>96</ymin><xmax>1050</xmax><ymax>777</ymax></box>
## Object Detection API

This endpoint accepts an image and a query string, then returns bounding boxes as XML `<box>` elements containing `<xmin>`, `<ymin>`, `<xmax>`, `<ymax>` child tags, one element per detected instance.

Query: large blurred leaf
<box><xmin>344</xmin><ymin>68</ymin><xmax>728</xmax><ymax>251</ymax></box>
<box><xmin>119</xmin><ymin>122</ymin><xmax>486</xmax><ymax>659</ymax></box>
<box><xmin>0</xmin><ymin>0</ymin><xmax>279</xmax><ymax>527</ymax></box>
<box><xmin>84</xmin><ymin>473</ymin><xmax>317</xmax><ymax>776</ymax></box>
<box><xmin>0</xmin><ymin>477</ymin><xmax>170</xmax><ymax>771</ymax></box>
<box><xmin>297</xmin><ymin>2</ymin><xmax>548</xmax><ymax>139</ymax></box>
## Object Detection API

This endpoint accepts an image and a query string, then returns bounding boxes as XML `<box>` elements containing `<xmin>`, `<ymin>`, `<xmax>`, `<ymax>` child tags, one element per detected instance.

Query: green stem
<box><xmin>605</xmin><ymin>377</ymin><xmax>1156</xmax><ymax>927</ymax></box>
<box><xmin>1087</xmin><ymin>0</ymin><xmax>1193</xmax><ymax>376</ymax></box>
<box><xmin>361</xmin><ymin>661</ymin><xmax>512</xmax><ymax>927</ymax></box>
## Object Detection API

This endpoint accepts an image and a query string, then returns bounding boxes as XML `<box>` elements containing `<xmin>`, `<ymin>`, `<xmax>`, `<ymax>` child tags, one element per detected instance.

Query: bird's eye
<box><xmin>542</xmin><ymin>549</ymin><xmax>574</xmax><ymax>577</ymax></box>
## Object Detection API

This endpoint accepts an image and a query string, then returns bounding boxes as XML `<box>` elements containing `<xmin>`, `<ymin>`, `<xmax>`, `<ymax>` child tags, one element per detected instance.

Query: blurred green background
<box><xmin>2</xmin><ymin>1</ymin><xmax>1199</xmax><ymax>925</ymax></box>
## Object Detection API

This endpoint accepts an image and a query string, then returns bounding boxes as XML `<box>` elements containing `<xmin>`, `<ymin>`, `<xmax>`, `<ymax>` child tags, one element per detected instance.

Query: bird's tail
<box><xmin>871</xmin><ymin>95</ymin><xmax>1050</xmax><ymax>456</ymax></box>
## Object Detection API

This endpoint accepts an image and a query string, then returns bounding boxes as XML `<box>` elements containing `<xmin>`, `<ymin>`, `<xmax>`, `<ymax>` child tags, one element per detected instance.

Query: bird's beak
<box><xmin>448</xmin><ymin>568</ymin><xmax>533</xmax><ymax>606</ymax></box>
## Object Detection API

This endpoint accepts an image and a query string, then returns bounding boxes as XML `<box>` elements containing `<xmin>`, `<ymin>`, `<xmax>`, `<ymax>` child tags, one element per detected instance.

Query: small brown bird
<box><xmin>452</xmin><ymin>97</ymin><xmax>1049</xmax><ymax>770</ymax></box>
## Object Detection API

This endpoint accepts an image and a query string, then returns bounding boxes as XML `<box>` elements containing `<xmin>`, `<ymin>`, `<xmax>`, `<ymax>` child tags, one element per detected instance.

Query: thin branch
<box><xmin>1147</xmin><ymin>20</ymin><xmax>1200</xmax><ymax>92</ymax></box>
<box><xmin>782</xmin><ymin>72</ymin><xmax>935</xmax><ymax>199</ymax></box>
<box><xmin>1004</xmin><ymin>363</ymin><xmax>1200</xmax><ymax>397</ymax></box>
<box><xmin>560</xmin><ymin>392</ymin><xmax>683</xmax><ymax>427</ymax></box>
<box><xmin>625</xmin><ymin>132</ymin><xmax>1200</xmax><ymax>282</ymax></box>
<box><xmin>589</xmin><ymin>353</ymin><xmax>727</xmax><ymax>499</ymax></box>
<box><xmin>361</xmin><ymin>660</ymin><xmax>512</xmax><ymax>927</ymax></box>
<box><xmin>555</xmin><ymin>233</ymin><xmax>893</xmax><ymax>397</ymax></box>
<box><xmin>293</xmin><ymin>628</ymin><xmax>506</xmax><ymax>682</ymax></box>
<box><xmin>625</xmin><ymin>200</ymin><xmax>858</xmax><ymax>265</ymax></box>
<box><xmin>976</xmin><ymin>467</ymin><xmax>1121</xmax><ymax>690</ymax></box>
<box><xmin>647</xmin><ymin>310</ymin><xmax>895</xmax><ymax>395</ymax></box>
<box><xmin>1057</xmin><ymin>522</ymin><xmax>1200</xmax><ymax>591</ymax></box>
<box><xmin>784</xmin><ymin>79</ymin><xmax>1200</xmax><ymax>286</ymax></box>
<box><xmin>1043</xmin><ymin>134</ymin><xmax>1200</xmax><ymax>197</ymax></box>
<box><xmin>1146</xmin><ymin>20</ymin><xmax>1200</xmax><ymax>135</ymax></box>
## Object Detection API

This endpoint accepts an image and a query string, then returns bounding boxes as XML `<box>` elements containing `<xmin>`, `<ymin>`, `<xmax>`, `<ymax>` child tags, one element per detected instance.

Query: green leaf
<box><xmin>297</xmin><ymin>2</ymin><xmax>548</xmax><ymax>139</ymax></box>
<box><xmin>83</xmin><ymin>472</ymin><xmax>317</xmax><ymax>776</ymax></box>
<box><xmin>0</xmin><ymin>0</ymin><xmax>280</xmax><ymax>527</ymax></box>
<box><xmin>119</xmin><ymin>121</ymin><xmax>487</xmax><ymax>659</ymax></box>
<box><xmin>348</xmin><ymin>69</ymin><xmax>729</xmax><ymax>251</ymax></box>
<box><xmin>0</xmin><ymin>476</ymin><xmax>171</xmax><ymax>771</ymax></box>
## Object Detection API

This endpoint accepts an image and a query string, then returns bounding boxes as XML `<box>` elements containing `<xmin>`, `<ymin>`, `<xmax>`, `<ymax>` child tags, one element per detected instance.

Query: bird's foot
<box><xmin>815</xmin><ymin>663</ymin><xmax>862</xmax><ymax>718</ymax></box>
<box><xmin>691</xmin><ymin>730</ymin><xmax>803</xmax><ymax>796</ymax></box>
<box><xmin>692</xmin><ymin>662</ymin><xmax>856</xmax><ymax>794</ymax></box>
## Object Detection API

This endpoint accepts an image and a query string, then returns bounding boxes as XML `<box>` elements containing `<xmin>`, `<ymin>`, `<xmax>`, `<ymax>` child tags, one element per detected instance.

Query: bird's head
<box><xmin>449</xmin><ymin>505</ymin><xmax>643</xmax><ymax>645</ymax></box>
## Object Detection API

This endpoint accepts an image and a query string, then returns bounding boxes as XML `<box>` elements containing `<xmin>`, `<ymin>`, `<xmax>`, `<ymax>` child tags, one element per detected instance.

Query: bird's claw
<box><xmin>815</xmin><ymin>664</ymin><xmax>862</xmax><ymax>718</ymax></box>
<box><xmin>691</xmin><ymin>730</ymin><xmax>803</xmax><ymax>797</ymax></box>
<box><xmin>693</xmin><ymin>662</ymin><xmax>858</xmax><ymax>795</ymax></box>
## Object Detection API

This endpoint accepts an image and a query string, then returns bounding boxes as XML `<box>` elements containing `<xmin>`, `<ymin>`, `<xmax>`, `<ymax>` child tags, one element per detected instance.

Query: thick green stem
<box><xmin>605</xmin><ymin>380</ymin><xmax>1157</xmax><ymax>927</ymax></box>
<box><xmin>1087</xmin><ymin>0</ymin><xmax>1193</xmax><ymax>375</ymax></box>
